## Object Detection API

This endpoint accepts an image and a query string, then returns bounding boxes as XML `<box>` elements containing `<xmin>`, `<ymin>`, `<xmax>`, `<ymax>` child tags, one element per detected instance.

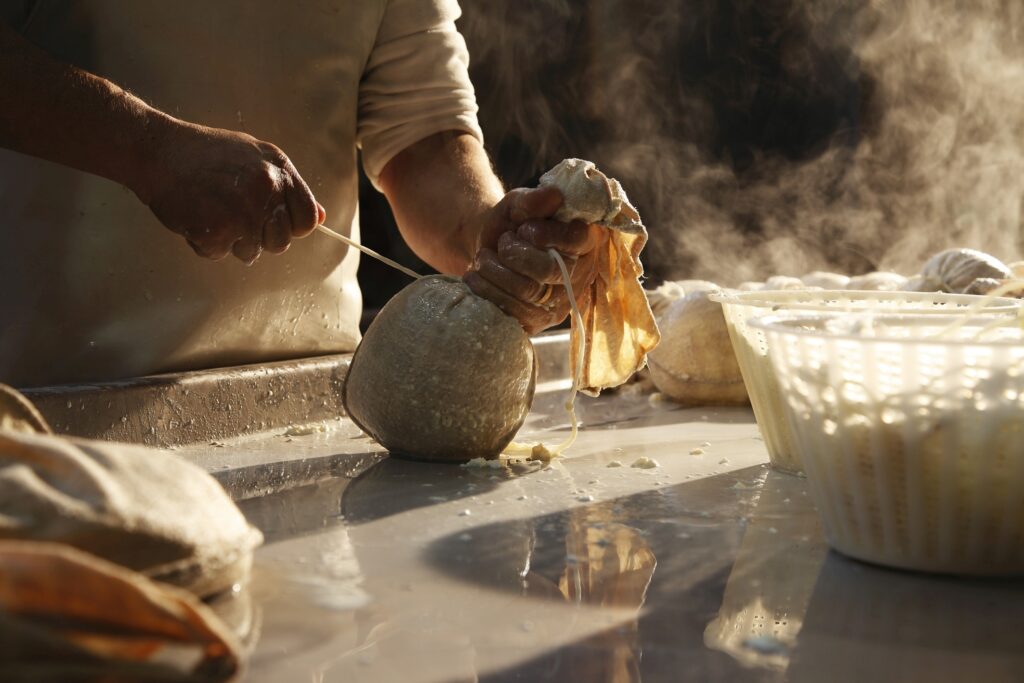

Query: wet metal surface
<box><xmin>22</xmin><ymin>354</ymin><xmax>351</xmax><ymax>447</ymax></box>
<box><xmin>21</xmin><ymin>331</ymin><xmax>573</xmax><ymax>450</ymax></box>
<box><xmin>222</xmin><ymin>392</ymin><xmax>1024</xmax><ymax>682</ymax></box>
<box><xmin>176</xmin><ymin>416</ymin><xmax>386</xmax><ymax>501</ymax></box>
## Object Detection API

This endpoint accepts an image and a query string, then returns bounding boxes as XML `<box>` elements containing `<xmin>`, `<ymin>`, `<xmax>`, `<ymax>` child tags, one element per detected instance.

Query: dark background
<box><xmin>357</xmin><ymin>0</ymin><xmax>872</xmax><ymax>328</ymax></box>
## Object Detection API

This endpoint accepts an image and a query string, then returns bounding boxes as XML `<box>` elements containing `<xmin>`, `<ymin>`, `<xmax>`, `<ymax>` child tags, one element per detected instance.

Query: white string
<box><xmin>504</xmin><ymin>248</ymin><xmax>583</xmax><ymax>459</ymax></box>
<box><xmin>550</xmin><ymin>248</ymin><xmax>584</xmax><ymax>453</ymax></box>
<box><xmin>316</xmin><ymin>224</ymin><xmax>422</xmax><ymax>280</ymax></box>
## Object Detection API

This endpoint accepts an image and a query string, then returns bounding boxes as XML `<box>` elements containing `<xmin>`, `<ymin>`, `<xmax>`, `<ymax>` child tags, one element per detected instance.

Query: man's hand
<box><xmin>465</xmin><ymin>186</ymin><xmax>608</xmax><ymax>335</ymax></box>
<box><xmin>378</xmin><ymin>132</ymin><xmax>605</xmax><ymax>334</ymax></box>
<box><xmin>136</xmin><ymin>121</ymin><xmax>325</xmax><ymax>264</ymax></box>
<box><xmin>0</xmin><ymin>23</ymin><xmax>323</xmax><ymax>265</ymax></box>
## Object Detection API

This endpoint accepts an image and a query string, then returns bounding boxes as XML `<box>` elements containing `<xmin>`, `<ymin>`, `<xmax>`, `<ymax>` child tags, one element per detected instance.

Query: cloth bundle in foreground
<box><xmin>0</xmin><ymin>428</ymin><xmax>263</xmax><ymax>598</ymax></box>
<box><xmin>0</xmin><ymin>383</ymin><xmax>260</xmax><ymax>680</ymax></box>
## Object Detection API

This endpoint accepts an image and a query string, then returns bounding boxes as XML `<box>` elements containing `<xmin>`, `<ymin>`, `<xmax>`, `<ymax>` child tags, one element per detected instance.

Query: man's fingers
<box><xmin>184</xmin><ymin>224</ymin><xmax>235</xmax><ymax>261</ymax></box>
<box><xmin>497</xmin><ymin>232</ymin><xmax>577</xmax><ymax>285</ymax></box>
<box><xmin>282</xmin><ymin>163</ymin><xmax>320</xmax><ymax>238</ymax></box>
<box><xmin>464</xmin><ymin>270</ymin><xmax>538</xmax><ymax>324</ymax></box>
<box><xmin>231</xmin><ymin>237</ymin><xmax>263</xmax><ymax>265</ymax></box>
<box><xmin>475</xmin><ymin>248</ymin><xmax>550</xmax><ymax>303</ymax></box>
<box><xmin>507</xmin><ymin>186</ymin><xmax>563</xmax><ymax>223</ymax></box>
<box><xmin>464</xmin><ymin>271</ymin><xmax>566</xmax><ymax>335</ymax></box>
<box><xmin>188</xmin><ymin>240</ymin><xmax>233</xmax><ymax>261</ymax></box>
<box><xmin>262</xmin><ymin>204</ymin><xmax>293</xmax><ymax>254</ymax></box>
<box><xmin>517</xmin><ymin>220</ymin><xmax>606</xmax><ymax>256</ymax></box>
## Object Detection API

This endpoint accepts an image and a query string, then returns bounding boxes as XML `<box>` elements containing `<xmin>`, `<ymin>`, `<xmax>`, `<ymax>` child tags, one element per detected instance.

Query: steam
<box><xmin>461</xmin><ymin>0</ymin><xmax>1024</xmax><ymax>284</ymax></box>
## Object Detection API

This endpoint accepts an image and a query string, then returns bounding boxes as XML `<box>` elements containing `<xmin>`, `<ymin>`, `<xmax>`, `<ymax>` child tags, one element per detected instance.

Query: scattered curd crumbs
<box><xmin>528</xmin><ymin>444</ymin><xmax>555</xmax><ymax>463</ymax></box>
<box><xmin>461</xmin><ymin>457</ymin><xmax>504</xmax><ymax>469</ymax></box>
<box><xmin>630</xmin><ymin>457</ymin><xmax>660</xmax><ymax>469</ymax></box>
<box><xmin>689</xmin><ymin>447</ymin><xmax>705</xmax><ymax>456</ymax></box>
<box><xmin>606</xmin><ymin>460</ymin><xmax>623</xmax><ymax>468</ymax></box>
<box><xmin>284</xmin><ymin>423</ymin><xmax>326</xmax><ymax>437</ymax></box>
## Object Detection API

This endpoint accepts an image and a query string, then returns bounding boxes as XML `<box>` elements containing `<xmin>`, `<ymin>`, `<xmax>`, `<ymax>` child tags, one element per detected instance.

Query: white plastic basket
<box><xmin>710</xmin><ymin>290</ymin><xmax>1020</xmax><ymax>475</ymax></box>
<box><xmin>750</xmin><ymin>312</ymin><xmax>1024</xmax><ymax>576</ymax></box>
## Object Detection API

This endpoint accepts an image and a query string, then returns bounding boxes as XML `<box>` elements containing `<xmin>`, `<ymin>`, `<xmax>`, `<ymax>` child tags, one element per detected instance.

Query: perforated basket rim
<box><xmin>748</xmin><ymin>312</ymin><xmax>1024</xmax><ymax>347</ymax></box>
<box><xmin>708</xmin><ymin>288</ymin><xmax>1021</xmax><ymax>312</ymax></box>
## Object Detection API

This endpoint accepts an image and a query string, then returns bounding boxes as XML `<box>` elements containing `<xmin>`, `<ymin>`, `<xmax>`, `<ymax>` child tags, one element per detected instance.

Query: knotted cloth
<box><xmin>539</xmin><ymin>159</ymin><xmax>661</xmax><ymax>394</ymax></box>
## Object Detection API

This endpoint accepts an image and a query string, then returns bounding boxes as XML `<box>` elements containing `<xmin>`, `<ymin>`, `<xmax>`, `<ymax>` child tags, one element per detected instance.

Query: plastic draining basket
<box><xmin>749</xmin><ymin>312</ymin><xmax>1024</xmax><ymax>576</ymax></box>
<box><xmin>709</xmin><ymin>290</ymin><xmax>1021</xmax><ymax>475</ymax></box>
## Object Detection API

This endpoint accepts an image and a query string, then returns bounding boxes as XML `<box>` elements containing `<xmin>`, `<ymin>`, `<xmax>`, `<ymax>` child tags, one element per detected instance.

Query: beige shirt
<box><xmin>0</xmin><ymin>0</ymin><xmax>482</xmax><ymax>387</ymax></box>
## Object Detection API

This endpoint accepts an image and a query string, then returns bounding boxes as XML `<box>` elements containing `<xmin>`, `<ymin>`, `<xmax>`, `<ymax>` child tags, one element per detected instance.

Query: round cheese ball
<box><xmin>343</xmin><ymin>275</ymin><xmax>536</xmax><ymax>462</ymax></box>
<box><xmin>920</xmin><ymin>248</ymin><xmax>1012</xmax><ymax>293</ymax></box>
<box><xmin>647</xmin><ymin>290</ymin><xmax>748</xmax><ymax>406</ymax></box>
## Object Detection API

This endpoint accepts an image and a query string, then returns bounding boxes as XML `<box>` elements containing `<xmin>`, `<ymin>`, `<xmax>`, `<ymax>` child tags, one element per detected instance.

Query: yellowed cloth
<box><xmin>0</xmin><ymin>540</ymin><xmax>241</xmax><ymax>681</ymax></box>
<box><xmin>0</xmin><ymin>384</ymin><xmax>52</xmax><ymax>435</ymax></box>
<box><xmin>539</xmin><ymin>159</ymin><xmax>661</xmax><ymax>394</ymax></box>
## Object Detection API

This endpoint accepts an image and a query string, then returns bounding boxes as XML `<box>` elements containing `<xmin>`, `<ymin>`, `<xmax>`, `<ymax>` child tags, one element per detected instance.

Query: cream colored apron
<box><xmin>0</xmin><ymin>0</ymin><xmax>483</xmax><ymax>387</ymax></box>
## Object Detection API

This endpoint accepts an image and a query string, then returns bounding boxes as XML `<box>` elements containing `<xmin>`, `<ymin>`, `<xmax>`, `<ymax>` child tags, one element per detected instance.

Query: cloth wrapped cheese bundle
<box><xmin>344</xmin><ymin>275</ymin><xmax>537</xmax><ymax>462</ymax></box>
<box><xmin>344</xmin><ymin>159</ymin><xmax>659</xmax><ymax>462</ymax></box>
<box><xmin>915</xmin><ymin>247</ymin><xmax>1013</xmax><ymax>294</ymax></box>
<box><xmin>0</xmin><ymin>401</ymin><xmax>263</xmax><ymax>599</ymax></box>
<box><xmin>647</xmin><ymin>289</ymin><xmax>748</xmax><ymax>406</ymax></box>
<box><xmin>0</xmin><ymin>384</ymin><xmax>257</xmax><ymax>676</ymax></box>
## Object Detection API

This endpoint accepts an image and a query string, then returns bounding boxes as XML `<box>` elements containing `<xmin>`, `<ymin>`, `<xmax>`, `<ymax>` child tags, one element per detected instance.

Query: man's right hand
<box><xmin>136</xmin><ymin>120</ymin><xmax>325</xmax><ymax>265</ymax></box>
<box><xmin>0</xmin><ymin>23</ymin><xmax>322</xmax><ymax>265</ymax></box>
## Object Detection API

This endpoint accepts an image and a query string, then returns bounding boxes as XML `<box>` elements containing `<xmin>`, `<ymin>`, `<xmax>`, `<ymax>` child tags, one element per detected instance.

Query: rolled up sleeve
<box><xmin>358</xmin><ymin>0</ymin><xmax>484</xmax><ymax>190</ymax></box>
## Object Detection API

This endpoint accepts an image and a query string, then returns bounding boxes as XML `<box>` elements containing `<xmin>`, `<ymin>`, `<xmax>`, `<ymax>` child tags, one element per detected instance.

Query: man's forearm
<box><xmin>379</xmin><ymin>131</ymin><xmax>504</xmax><ymax>275</ymax></box>
<box><xmin>0</xmin><ymin>22</ymin><xmax>166</xmax><ymax>196</ymax></box>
